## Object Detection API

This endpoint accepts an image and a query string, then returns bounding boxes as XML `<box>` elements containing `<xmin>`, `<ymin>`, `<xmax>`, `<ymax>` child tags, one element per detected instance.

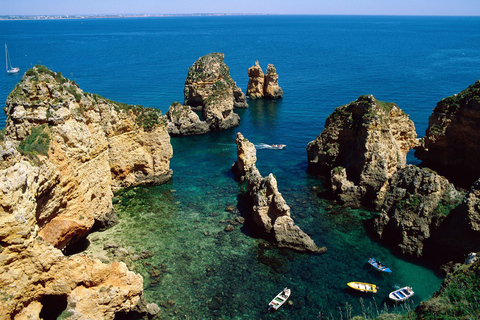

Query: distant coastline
<box><xmin>0</xmin><ymin>13</ymin><xmax>265</xmax><ymax>21</ymax></box>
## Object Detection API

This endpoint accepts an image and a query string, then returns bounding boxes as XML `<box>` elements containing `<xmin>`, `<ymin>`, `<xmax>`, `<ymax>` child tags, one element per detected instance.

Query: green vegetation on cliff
<box><xmin>416</xmin><ymin>258</ymin><xmax>480</xmax><ymax>319</ymax></box>
<box><xmin>18</xmin><ymin>124</ymin><xmax>50</xmax><ymax>163</ymax></box>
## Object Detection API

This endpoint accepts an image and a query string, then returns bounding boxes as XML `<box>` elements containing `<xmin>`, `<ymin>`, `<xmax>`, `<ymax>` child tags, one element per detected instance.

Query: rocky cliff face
<box><xmin>183</xmin><ymin>53</ymin><xmax>247</xmax><ymax>132</ymax></box>
<box><xmin>307</xmin><ymin>95</ymin><xmax>417</xmax><ymax>209</ymax></box>
<box><xmin>233</xmin><ymin>133</ymin><xmax>326</xmax><ymax>254</ymax></box>
<box><xmin>0</xmin><ymin>65</ymin><xmax>172</xmax><ymax>319</ymax></box>
<box><xmin>372</xmin><ymin>165</ymin><xmax>463</xmax><ymax>258</ymax></box>
<box><xmin>415</xmin><ymin>80</ymin><xmax>480</xmax><ymax>187</ymax></box>
<box><xmin>431</xmin><ymin>179</ymin><xmax>480</xmax><ymax>262</ymax></box>
<box><xmin>166</xmin><ymin>102</ymin><xmax>209</xmax><ymax>136</ymax></box>
<box><xmin>246</xmin><ymin>61</ymin><xmax>283</xmax><ymax>100</ymax></box>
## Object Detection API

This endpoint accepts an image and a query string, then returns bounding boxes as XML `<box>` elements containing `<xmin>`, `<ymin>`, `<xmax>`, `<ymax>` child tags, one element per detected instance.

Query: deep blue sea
<box><xmin>2</xmin><ymin>16</ymin><xmax>480</xmax><ymax>319</ymax></box>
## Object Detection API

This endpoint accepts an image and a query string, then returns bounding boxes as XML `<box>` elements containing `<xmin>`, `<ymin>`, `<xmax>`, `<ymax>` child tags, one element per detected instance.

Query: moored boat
<box><xmin>389</xmin><ymin>286</ymin><xmax>414</xmax><ymax>302</ymax></box>
<box><xmin>347</xmin><ymin>282</ymin><xmax>378</xmax><ymax>293</ymax></box>
<box><xmin>368</xmin><ymin>257</ymin><xmax>392</xmax><ymax>273</ymax></box>
<box><xmin>5</xmin><ymin>43</ymin><xmax>19</xmax><ymax>74</ymax></box>
<box><xmin>267</xmin><ymin>287</ymin><xmax>291</xmax><ymax>311</ymax></box>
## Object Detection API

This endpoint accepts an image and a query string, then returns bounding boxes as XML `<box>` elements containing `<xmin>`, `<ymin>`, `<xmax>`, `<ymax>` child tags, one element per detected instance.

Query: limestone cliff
<box><xmin>183</xmin><ymin>52</ymin><xmax>247</xmax><ymax>128</ymax></box>
<box><xmin>166</xmin><ymin>102</ymin><xmax>209</xmax><ymax>136</ymax></box>
<box><xmin>431</xmin><ymin>179</ymin><xmax>480</xmax><ymax>262</ymax></box>
<box><xmin>307</xmin><ymin>95</ymin><xmax>417</xmax><ymax>209</ymax></box>
<box><xmin>233</xmin><ymin>133</ymin><xmax>326</xmax><ymax>254</ymax></box>
<box><xmin>246</xmin><ymin>61</ymin><xmax>265</xmax><ymax>99</ymax></box>
<box><xmin>372</xmin><ymin>165</ymin><xmax>463</xmax><ymax>259</ymax></box>
<box><xmin>0</xmin><ymin>65</ymin><xmax>172</xmax><ymax>319</ymax></box>
<box><xmin>415</xmin><ymin>80</ymin><xmax>480</xmax><ymax>187</ymax></box>
<box><xmin>246</xmin><ymin>61</ymin><xmax>283</xmax><ymax>100</ymax></box>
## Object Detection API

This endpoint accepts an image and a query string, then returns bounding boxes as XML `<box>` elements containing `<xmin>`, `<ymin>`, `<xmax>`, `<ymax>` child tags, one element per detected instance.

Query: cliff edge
<box><xmin>0</xmin><ymin>65</ymin><xmax>172</xmax><ymax>319</ymax></box>
<box><xmin>415</xmin><ymin>80</ymin><xmax>480</xmax><ymax>187</ymax></box>
<box><xmin>307</xmin><ymin>95</ymin><xmax>417</xmax><ymax>209</ymax></box>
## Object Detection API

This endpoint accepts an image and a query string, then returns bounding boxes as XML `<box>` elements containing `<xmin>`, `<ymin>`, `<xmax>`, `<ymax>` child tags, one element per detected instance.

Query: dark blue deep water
<box><xmin>2</xmin><ymin>16</ymin><xmax>480</xmax><ymax>319</ymax></box>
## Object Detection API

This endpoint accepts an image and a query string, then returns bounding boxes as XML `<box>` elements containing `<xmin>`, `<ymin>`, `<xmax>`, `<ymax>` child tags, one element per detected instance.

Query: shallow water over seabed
<box><xmin>2</xmin><ymin>15</ymin><xmax>479</xmax><ymax>319</ymax></box>
<box><xmin>83</xmin><ymin>125</ymin><xmax>442</xmax><ymax>319</ymax></box>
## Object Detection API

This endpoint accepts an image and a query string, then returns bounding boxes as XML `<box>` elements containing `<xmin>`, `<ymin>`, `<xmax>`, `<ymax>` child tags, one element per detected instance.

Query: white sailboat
<box><xmin>5</xmin><ymin>43</ymin><xmax>20</xmax><ymax>74</ymax></box>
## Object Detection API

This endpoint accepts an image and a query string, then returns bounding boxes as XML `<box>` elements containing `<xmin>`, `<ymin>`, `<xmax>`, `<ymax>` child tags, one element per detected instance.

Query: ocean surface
<box><xmin>2</xmin><ymin>15</ymin><xmax>480</xmax><ymax>319</ymax></box>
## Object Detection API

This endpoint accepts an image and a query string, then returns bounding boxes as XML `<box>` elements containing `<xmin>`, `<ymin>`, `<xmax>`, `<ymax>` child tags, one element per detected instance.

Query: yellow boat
<box><xmin>347</xmin><ymin>282</ymin><xmax>378</xmax><ymax>293</ymax></box>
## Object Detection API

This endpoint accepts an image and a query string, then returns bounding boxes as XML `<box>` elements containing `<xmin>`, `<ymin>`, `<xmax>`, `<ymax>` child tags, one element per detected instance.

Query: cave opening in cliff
<box><xmin>39</xmin><ymin>294</ymin><xmax>68</xmax><ymax>320</ymax></box>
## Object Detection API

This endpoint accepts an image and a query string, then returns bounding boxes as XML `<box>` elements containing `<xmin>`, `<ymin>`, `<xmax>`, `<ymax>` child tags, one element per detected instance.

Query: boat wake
<box><xmin>255</xmin><ymin>143</ymin><xmax>286</xmax><ymax>150</ymax></box>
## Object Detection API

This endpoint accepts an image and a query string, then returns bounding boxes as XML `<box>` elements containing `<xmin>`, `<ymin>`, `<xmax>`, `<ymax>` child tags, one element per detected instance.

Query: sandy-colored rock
<box><xmin>0</xmin><ymin>66</ymin><xmax>167</xmax><ymax>319</ymax></box>
<box><xmin>246</xmin><ymin>61</ymin><xmax>265</xmax><ymax>99</ymax></box>
<box><xmin>184</xmin><ymin>52</ymin><xmax>248</xmax><ymax>109</ymax></box>
<box><xmin>264</xmin><ymin>64</ymin><xmax>283</xmax><ymax>100</ymax></box>
<box><xmin>232</xmin><ymin>133</ymin><xmax>326</xmax><ymax>254</ymax></box>
<box><xmin>203</xmin><ymin>80</ymin><xmax>240</xmax><ymax>130</ymax></box>
<box><xmin>307</xmin><ymin>95</ymin><xmax>417</xmax><ymax>209</ymax></box>
<box><xmin>231</xmin><ymin>132</ymin><xmax>257</xmax><ymax>180</ymax></box>
<box><xmin>166</xmin><ymin>102</ymin><xmax>209</xmax><ymax>136</ymax></box>
<box><xmin>246</xmin><ymin>61</ymin><xmax>283</xmax><ymax>100</ymax></box>
<box><xmin>0</xmin><ymin>240</ymin><xmax>144</xmax><ymax>320</ymax></box>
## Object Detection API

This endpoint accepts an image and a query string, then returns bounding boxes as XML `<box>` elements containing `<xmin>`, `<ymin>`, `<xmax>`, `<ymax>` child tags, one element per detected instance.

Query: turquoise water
<box><xmin>2</xmin><ymin>15</ymin><xmax>480</xmax><ymax>318</ymax></box>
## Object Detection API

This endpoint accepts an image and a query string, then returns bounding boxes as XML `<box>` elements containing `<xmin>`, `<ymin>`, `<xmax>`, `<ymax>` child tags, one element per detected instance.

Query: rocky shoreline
<box><xmin>1</xmin><ymin>56</ymin><xmax>479</xmax><ymax>318</ymax></box>
<box><xmin>307</xmin><ymin>83</ymin><xmax>480</xmax><ymax>266</ymax></box>
<box><xmin>0</xmin><ymin>65</ymin><xmax>172</xmax><ymax>319</ymax></box>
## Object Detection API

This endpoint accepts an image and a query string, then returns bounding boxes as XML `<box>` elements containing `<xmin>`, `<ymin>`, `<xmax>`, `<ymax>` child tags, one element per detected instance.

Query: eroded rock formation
<box><xmin>182</xmin><ymin>53</ymin><xmax>247</xmax><ymax>132</ymax></box>
<box><xmin>166</xmin><ymin>102</ymin><xmax>209</xmax><ymax>136</ymax></box>
<box><xmin>415</xmin><ymin>80</ymin><xmax>480</xmax><ymax>187</ymax></box>
<box><xmin>372</xmin><ymin>165</ymin><xmax>463</xmax><ymax>258</ymax></box>
<box><xmin>431</xmin><ymin>179</ymin><xmax>480</xmax><ymax>262</ymax></box>
<box><xmin>307</xmin><ymin>95</ymin><xmax>418</xmax><ymax>209</ymax></box>
<box><xmin>233</xmin><ymin>132</ymin><xmax>326</xmax><ymax>254</ymax></box>
<box><xmin>0</xmin><ymin>65</ymin><xmax>172</xmax><ymax>319</ymax></box>
<box><xmin>246</xmin><ymin>61</ymin><xmax>283</xmax><ymax>100</ymax></box>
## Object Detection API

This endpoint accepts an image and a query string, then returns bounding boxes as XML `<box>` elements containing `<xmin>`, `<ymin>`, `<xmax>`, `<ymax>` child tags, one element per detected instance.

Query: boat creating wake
<box><xmin>255</xmin><ymin>143</ymin><xmax>286</xmax><ymax>150</ymax></box>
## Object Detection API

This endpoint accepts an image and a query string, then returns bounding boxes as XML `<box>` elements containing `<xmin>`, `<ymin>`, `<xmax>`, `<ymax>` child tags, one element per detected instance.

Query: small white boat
<box><xmin>271</xmin><ymin>144</ymin><xmax>286</xmax><ymax>149</ymax></box>
<box><xmin>5</xmin><ymin>43</ymin><xmax>19</xmax><ymax>74</ymax></box>
<box><xmin>389</xmin><ymin>286</ymin><xmax>414</xmax><ymax>302</ymax></box>
<box><xmin>267</xmin><ymin>287</ymin><xmax>291</xmax><ymax>311</ymax></box>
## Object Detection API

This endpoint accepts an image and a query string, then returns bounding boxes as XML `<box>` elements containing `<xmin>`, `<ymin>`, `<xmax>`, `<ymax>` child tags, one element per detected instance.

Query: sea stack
<box><xmin>247</xmin><ymin>61</ymin><xmax>283</xmax><ymax>100</ymax></box>
<box><xmin>233</xmin><ymin>132</ymin><xmax>326</xmax><ymax>254</ymax></box>
<box><xmin>306</xmin><ymin>95</ymin><xmax>417</xmax><ymax>209</ymax></box>
<box><xmin>0</xmin><ymin>65</ymin><xmax>171</xmax><ymax>319</ymax></box>
<box><xmin>182</xmin><ymin>52</ymin><xmax>247</xmax><ymax>132</ymax></box>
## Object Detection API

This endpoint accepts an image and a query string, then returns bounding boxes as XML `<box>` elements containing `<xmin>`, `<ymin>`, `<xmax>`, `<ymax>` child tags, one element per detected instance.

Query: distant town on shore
<box><xmin>0</xmin><ymin>13</ymin><xmax>262</xmax><ymax>20</ymax></box>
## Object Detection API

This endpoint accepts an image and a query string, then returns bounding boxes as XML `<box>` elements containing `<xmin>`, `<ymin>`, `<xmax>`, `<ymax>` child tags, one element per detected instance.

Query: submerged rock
<box><xmin>0</xmin><ymin>65</ymin><xmax>169</xmax><ymax>319</ymax></box>
<box><xmin>233</xmin><ymin>132</ymin><xmax>326</xmax><ymax>254</ymax></box>
<box><xmin>307</xmin><ymin>95</ymin><xmax>417</xmax><ymax>209</ymax></box>
<box><xmin>415</xmin><ymin>80</ymin><xmax>480</xmax><ymax>187</ymax></box>
<box><xmin>246</xmin><ymin>61</ymin><xmax>283</xmax><ymax>100</ymax></box>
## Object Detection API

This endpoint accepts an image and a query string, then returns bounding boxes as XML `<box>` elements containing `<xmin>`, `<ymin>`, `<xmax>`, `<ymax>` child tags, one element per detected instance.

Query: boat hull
<box><xmin>347</xmin><ymin>282</ymin><xmax>377</xmax><ymax>293</ymax></box>
<box><xmin>389</xmin><ymin>286</ymin><xmax>414</xmax><ymax>302</ymax></box>
<box><xmin>368</xmin><ymin>258</ymin><xmax>392</xmax><ymax>273</ymax></box>
<box><xmin>7</xmin><ymin>67</ymin><xmax>20</xmax><ymax>74</ymax></box>
<box><xmin>268</xmin><ymin>288</ymin><xmax>291</xmax><ymax>311</ymax></box>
